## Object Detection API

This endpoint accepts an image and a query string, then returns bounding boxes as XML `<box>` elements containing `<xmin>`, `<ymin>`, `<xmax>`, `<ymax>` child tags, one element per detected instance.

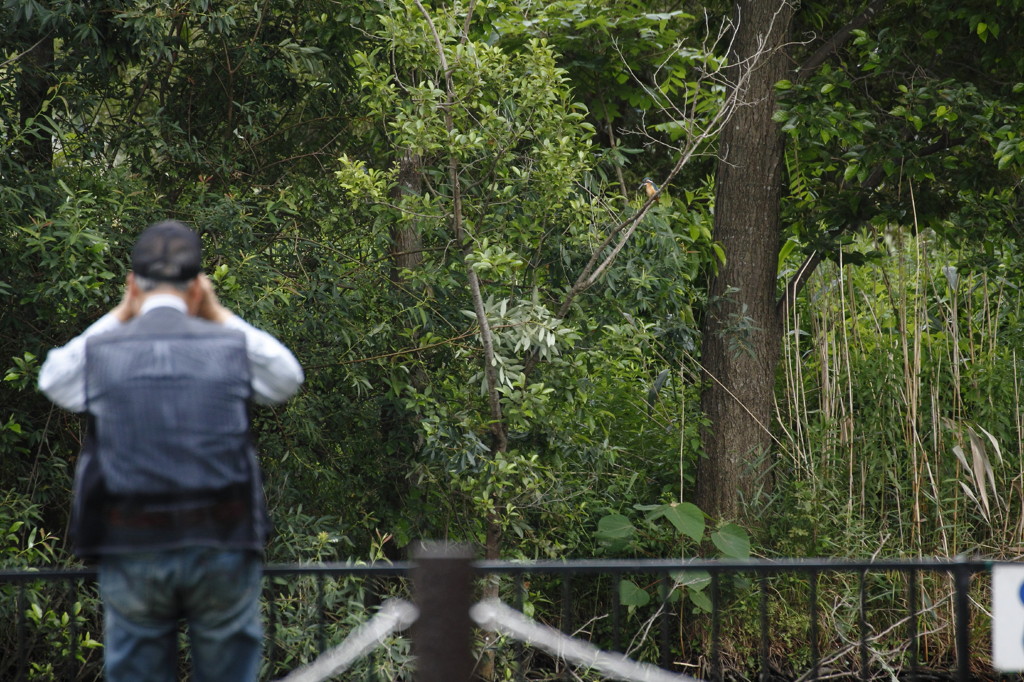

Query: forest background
<box><xmin>2</xmin><ymin>0</ymin><xmax>1023</xmax><ymax>678</ymax></box>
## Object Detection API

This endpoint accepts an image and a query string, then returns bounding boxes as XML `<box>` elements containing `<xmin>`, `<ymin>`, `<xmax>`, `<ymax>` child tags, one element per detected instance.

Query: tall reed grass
<box><xmin>769</xmin><ymin>228</ymin><xmax>1023</xmax><ymax>673</ymax></box>
<box><xmin>778</xmin><ymin>229</ymin><xmax>1023</xmax><ymax>559</ymax></box>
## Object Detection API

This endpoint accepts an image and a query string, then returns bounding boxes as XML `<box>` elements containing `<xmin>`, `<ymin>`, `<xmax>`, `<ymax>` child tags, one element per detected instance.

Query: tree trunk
<box><xmin>696</xmin><ymin>0</ymin><xmax>793</xmax><ymax>521</ymax></box>
<box><xmin>390</xmin><ymin>150</ymin><xmax>425</xmax><ymax>283</ymax></box>
<box><xmin>16</xmin><ymin>35</ymin><xmax>55</xmax><ymax>169</ymax></box>
<box><xmin>378</xmin><ymin>149</ymin><xmax>426</xmax><ymax>534</ymax></box>
<box><xmin>380</xmin><ymin>149</ymin><xmax>427</xmax><ymax>451</ymax></box>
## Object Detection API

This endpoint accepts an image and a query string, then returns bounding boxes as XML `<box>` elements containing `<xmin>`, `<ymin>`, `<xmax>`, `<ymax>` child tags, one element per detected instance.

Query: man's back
<box><xmin>86</xmin><ymin>307</ymin><xmax>253</xmax><ymax>496</ymax></box>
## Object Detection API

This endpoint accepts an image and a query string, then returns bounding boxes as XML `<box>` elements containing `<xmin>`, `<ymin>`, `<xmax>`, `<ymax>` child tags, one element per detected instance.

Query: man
<box><xmin>39</xmin><ymin>220</ymin><xmax>304</xmax><ymax>682</ymax></box>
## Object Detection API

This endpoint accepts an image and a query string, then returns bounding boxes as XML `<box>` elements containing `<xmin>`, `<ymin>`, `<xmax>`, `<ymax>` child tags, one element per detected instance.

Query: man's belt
<box><xmin>107</xmin><ymin>499</ymin><xmax>247</xmax><ymax>528</ymax></box>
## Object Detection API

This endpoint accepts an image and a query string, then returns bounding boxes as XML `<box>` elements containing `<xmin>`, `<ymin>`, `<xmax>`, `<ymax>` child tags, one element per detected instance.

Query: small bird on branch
<box><xmin>640</xmin><ymin>177</ymin><xmax>660</xmax><ymax>198</ymax></box>
<box><xmin>639</xmin><ymin>177</ymin><xmax>670</xmax><ymax>205</ymax></box>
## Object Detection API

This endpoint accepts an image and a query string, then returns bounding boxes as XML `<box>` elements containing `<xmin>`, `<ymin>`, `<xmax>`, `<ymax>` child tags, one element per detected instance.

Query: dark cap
<box><xmin>131</xmin><ymin>220</ymin><xmax>203</xmax><ymax>282</ymax></box>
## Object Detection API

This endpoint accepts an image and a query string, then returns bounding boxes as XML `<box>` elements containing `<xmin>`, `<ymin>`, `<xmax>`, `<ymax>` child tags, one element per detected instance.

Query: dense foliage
<box><xmin>2</xmin><ymin>0</ymin><xmax>1022</xmax><ymax>678</ymax></box>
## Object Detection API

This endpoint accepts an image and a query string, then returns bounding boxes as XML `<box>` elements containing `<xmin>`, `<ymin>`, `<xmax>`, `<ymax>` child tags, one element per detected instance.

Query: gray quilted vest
<box><xmin>72</xmin><ymin>306</ymin><xmax>269</xmax><ymax>558</ymax></box>
<box><xmin>85</xmin><ymin>307</ymin><xmax>253</xmax><ymax>495</ymax></box>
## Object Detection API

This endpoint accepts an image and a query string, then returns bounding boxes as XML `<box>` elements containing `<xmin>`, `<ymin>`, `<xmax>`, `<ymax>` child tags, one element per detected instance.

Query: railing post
<box><xmin>952</xmin><ymin>558</ymin><xmax>972</xmax><ymax>682</ymax></box>
<box><xmin>711</xmin><ymin>571</ymin><xmax>721</xmax><ymax>682</ymax></box>
<box><xmin>16</xmin><ymin>583</ymin><xmax>27</xmax><ymax>682</ymax></box>
<box><xmin>907</xmin><ymin>569</ymin><xmax>919</xmax><ymax>678</ymax></box>
<box><xmin>858</xmin><ymin>569</ymin><xmax>869</xmax><ymax>682</ymax></box>
<box><xmin>758</xmin><ymin>572</ymin><xmax>769</xmax><ymax>682</ymax></box>
<box><xmin>412</xmin><ymin>541</ymin><xmax>475</xmax><ymax>682</ymax></box>
<box><xmin>809</xmin><ymin>570</ymin><xmax>820</xmax><ymax>682</ymax></box>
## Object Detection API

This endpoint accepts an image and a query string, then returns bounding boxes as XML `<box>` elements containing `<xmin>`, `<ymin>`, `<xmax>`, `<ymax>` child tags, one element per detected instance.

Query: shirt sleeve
<box><xmin>222</xmin><ymin>315</ymin><xmax>304</xmax><ymax>405</ymax></box>
<box><xmin>39</xmin><ymin>310</ymin><xmax>304</xmax><ymax>410</ymax></box>
<box><xmin>38</xmin><ymin>313</ymin><xmax>124</xmax><ymax>413</ymax></box>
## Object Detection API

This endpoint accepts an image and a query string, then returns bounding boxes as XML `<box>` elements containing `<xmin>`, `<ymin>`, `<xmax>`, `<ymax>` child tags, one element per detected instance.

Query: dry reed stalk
<box><xmin>780</xmin><ymin>275</ymin><xmax>808</xmax><ymax>475</ymax></box>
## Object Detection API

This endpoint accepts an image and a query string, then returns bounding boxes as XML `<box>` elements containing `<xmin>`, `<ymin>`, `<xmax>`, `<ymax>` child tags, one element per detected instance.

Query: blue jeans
<box><xmin>98</xmin><ymin>548</ymin><xmax>263</xmax><ymax>682</ymax></box>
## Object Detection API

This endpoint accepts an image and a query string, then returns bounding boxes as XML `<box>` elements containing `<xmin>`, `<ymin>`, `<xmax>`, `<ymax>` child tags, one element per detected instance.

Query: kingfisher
<box><xmin>640</xmin><ymin>177</ymin><xmax>660</xmax><ymax>198</ymax></box>
<box><xmin>639</xmin><ymin>177</ymin><xmax>672</xmax><ymax>205</ymax></box>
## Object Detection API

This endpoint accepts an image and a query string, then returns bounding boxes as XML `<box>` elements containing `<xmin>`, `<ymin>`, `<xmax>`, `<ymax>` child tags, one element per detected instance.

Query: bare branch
<box><xmin>0</xmin><ymin>34</ymin><xmax>53</xmax><ymax>71</ymax></box>
<box><xmin>522</xmin><ymin>5</ymin><xmax>789</xmax><ymax>381</ymax></box>
<box><xmin>459</xmin><ymin>0</ymin><xmax>477</xmax><ymax>46</ymax></box>
<box><xmin>797</xmin><ymin>0</ymin><xmax>888</xmax><ymax>80</ymax></box>
<box><xmin>413</xmin><ymin>0</ymin><xmax>507</xmax><ymax>452</ymax></box>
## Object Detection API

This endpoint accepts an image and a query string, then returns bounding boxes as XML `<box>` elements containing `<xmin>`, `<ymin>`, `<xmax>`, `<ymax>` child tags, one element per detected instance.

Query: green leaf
<box><xmin>688</xmin><ymin>586</ymin><xmax>712</xmax><ymax>612</ymax></box>
<box><xmin>673</xmin><ymin>569</ymin><xmax>711</xmax><ymax>591</ymax></box>
<box><xmin>777</xmin><ymin>237</ymin><xmax>799</xmax><ymax>271</ymax></box>
<box><xmin>619</xmin><ymin>579</ymin><xmax>651</xmax><ymax>607</ymax></box>
<box><xmin>643</xmin><ymin>12</ymin><xmax>684</xmax><ymax>22</ymax></box>
<box><xmin>658</xmin><ymin>502</ymin><xmax>705</xmax><ymax>541</ymax></box>
<box><xmin>711</xmin><ymin>523</ymin><xmax>750</xmax><ymax>558</ymax></box>
<box><xmin>596</xmin><ymin>514</ymin><xmax>635</xmax><ymax>550</ymax></box>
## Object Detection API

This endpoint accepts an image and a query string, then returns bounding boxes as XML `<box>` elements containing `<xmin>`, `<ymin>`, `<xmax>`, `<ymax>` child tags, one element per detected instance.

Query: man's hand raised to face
<box><xmin>191</xmin><ymin>273</ymin><xmax>233</xmax><ymax>323</ymax></box>
<box><xmin>111</xmin><ymin>274</ymin><xmax>143</xmax><ymax>323</ymax></box>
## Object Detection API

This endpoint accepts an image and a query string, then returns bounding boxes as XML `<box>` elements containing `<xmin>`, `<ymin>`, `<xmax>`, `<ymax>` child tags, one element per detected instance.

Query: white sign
<box><xmin>993</xmin><ymin>565</ymin><xmax>1024</xmax><ymax>671</ymax></box>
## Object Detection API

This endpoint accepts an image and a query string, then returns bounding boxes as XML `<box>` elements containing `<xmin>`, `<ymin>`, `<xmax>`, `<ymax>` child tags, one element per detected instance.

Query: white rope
<box><xmin>276</xmin><ymin>596</ymin><xmax>700</xmax><ymax>682</ymax></box>
<box><xmin>276</xmin><ymin>599</ymin><xmax>419</xmax><ymax>682</ymax></box>
<box><xmin>471</xmin><ymin>599</ymin><xmax>700</xmax><ymax>682</ymax></box>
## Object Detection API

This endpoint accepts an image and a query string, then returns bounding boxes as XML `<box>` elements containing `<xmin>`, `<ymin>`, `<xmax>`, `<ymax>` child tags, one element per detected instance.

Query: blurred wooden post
<box><xmin>412</xmin><ymin>541</ymin><xmax>475</xmax><ymax>682</ymax></box>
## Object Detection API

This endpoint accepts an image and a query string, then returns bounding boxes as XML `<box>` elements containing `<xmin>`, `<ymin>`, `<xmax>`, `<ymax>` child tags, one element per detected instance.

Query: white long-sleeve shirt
<box><xmin>39</xmin><ymin>295</ymin><xmax>304</xmax><ymax>412</ymax></box>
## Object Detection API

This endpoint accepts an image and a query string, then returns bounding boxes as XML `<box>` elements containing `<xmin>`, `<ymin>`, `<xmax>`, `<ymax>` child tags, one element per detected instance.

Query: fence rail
<box><xmin>0</xmin><ymin>556</ymin><xmax>1000</xmax><ymax>681</ymax></box>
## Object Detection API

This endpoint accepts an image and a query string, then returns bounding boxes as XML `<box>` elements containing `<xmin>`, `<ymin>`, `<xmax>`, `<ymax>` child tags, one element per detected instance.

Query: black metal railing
<box><xmin>0</xmin><ymin>557</ymin><xmax>995</xmax><ymax>681</ymax></box>
<box><xmin>476</xmin><ymin>557</ymin><xmax>988</xmax><ymax>682</ymax></box>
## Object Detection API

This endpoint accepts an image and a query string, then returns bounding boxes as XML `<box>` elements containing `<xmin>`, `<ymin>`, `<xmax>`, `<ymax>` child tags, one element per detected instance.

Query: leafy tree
<box><xmin>332</xmin><ymin>0</ymin><xmax>725</xmax><ymax>566</ymax></box>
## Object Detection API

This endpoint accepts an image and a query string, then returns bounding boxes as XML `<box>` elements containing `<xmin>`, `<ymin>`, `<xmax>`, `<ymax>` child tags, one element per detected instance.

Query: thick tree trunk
<box><xmin>696</xmin><ymin>0</ymin><xmax>793</xmax><ymax>521</ymax></box>
<box><xmin>378</xmin><ymin>150</ymin><xmax>426</xmax><ymax>526</ymax></box>
<box><xmin>16</xmin><ymin>36</ymin><xmax>55</xmax><ymax>169</ymax></box>
<box><xmin>389</xmin><ymin>150</ymin><xmax>425</xmax><ymax>283</ymax></box>
<box><xmin>380</xmin><ymin>149</ymin><xmax>427</xmax><ymax>452</ymax></box>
